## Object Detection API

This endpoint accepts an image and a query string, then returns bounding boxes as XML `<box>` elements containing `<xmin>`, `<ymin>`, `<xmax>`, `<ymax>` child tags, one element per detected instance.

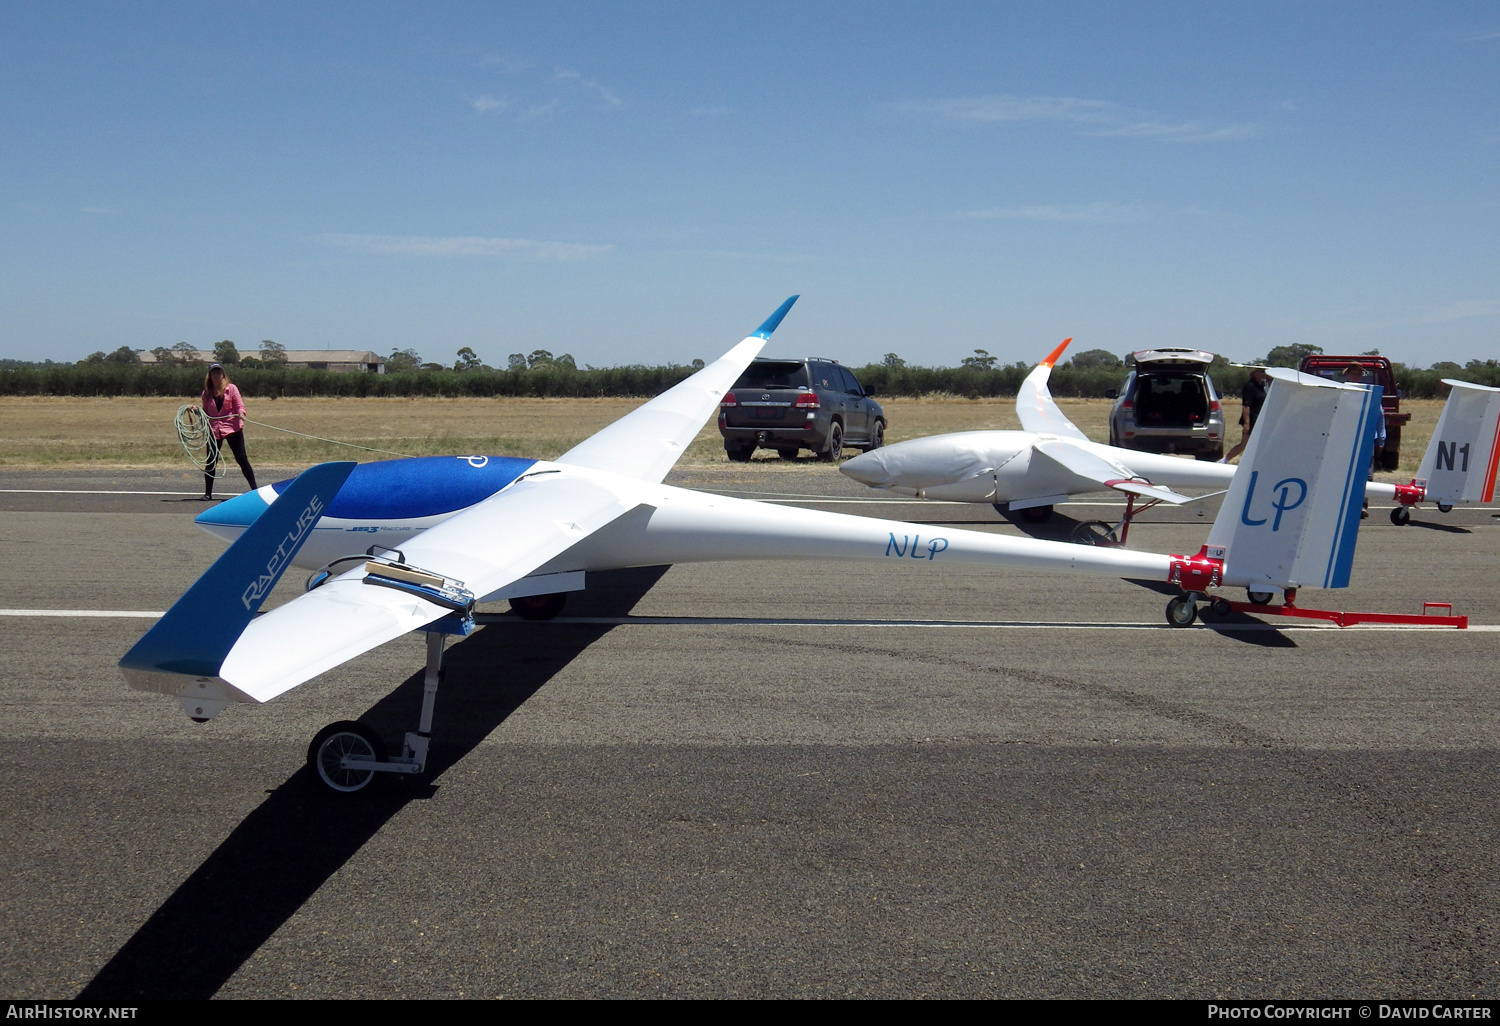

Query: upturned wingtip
<box><xmin>1041</xmin><ymin>337</ymin><xmax>1073</xmax><ymax>369</ymax></box>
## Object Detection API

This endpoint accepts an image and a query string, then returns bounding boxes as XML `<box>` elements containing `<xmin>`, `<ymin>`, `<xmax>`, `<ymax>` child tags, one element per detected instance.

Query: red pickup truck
<box><xmin>1297</xmin><ymin>355</ymin><xmax>1410</xmax><ymax>471</ymax></box>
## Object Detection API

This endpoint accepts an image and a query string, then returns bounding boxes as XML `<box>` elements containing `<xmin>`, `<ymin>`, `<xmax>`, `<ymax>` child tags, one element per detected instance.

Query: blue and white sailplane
<box><xmin>841</xmin><ymin>339</ymin><xmax>1497</xmax><ymax>533</ymax></box>
<box><xmin>122</xmin><ymin>297</ymin><xmax>1381</xmax><ymax>793</ymax></box>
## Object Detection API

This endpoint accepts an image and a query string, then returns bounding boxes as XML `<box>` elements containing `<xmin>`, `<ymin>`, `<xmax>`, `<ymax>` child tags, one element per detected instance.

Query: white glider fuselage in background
<box><xmin>840</xmin><ymin>339</ymin><xmax>1428</xmax><ymax>515</ymax></box>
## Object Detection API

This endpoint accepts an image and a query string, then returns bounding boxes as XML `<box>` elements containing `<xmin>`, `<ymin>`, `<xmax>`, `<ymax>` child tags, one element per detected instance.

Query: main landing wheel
<box><xmin>1070</xmin><ymin>521</ymin><xmax>1119</xmax><ymax>546</ymax></box>
<box><xmin>1165</xmin><ymin>594</ymin><xmax>1198</xmax><ymax>628</ymax></box>
<box><xmin>1390</xmin><ymin>506</ymin><xmax>1411</xmax><ymax>526</ymax></box>
<box><xmin>1019</xmin><ymin>505</ymin><xmax>1054</xmax><ymax>524</ymax></box>
<box><xmin>510</xmin><ymin>592</ymin><xmax>568</xmax><ymax>620</ymax></box>
<box><xmin>308</xmin><ymin>721</ymin><xmax>385</xmax><ymax>795</ymax></box>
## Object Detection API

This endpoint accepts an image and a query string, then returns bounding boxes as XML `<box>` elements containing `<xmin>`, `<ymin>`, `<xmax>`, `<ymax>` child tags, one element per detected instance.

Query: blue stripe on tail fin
<box><xmin>120</xmin><ymin>462</ymin><xmax>356</xmax><ymax>680</ymax></box>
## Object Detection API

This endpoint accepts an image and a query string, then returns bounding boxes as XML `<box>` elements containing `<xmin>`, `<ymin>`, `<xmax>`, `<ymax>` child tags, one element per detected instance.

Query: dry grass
<box><xmin>0</xmin><ymin>394</ymin><xmax>1445</xmax><ymax>479</ymax></box>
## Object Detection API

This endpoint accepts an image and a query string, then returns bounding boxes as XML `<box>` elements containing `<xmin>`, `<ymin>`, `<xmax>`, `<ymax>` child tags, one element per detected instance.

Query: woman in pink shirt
<box><xmin>200</xmin><ymin>363</ymin><xmax>258</xmax><ymax>500</ymax></box>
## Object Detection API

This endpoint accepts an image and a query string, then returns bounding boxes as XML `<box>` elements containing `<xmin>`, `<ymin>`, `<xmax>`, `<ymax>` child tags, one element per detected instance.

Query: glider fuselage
<box><xmin>840</xmin><ymin>430</ymin><xmax>1234</xmax><ymax>504</ymax></box>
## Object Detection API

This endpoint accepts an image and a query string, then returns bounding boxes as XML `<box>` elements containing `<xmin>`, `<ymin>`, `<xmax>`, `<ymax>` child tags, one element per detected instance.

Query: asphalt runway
<box><xmin>1</xmin><ymin>466</ymin><xmax>1497</xmax><ymax>999</ymax></box>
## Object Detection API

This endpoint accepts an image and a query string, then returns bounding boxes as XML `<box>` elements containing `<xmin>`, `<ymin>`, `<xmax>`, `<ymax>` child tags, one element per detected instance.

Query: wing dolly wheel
<box><xmin>1390</xmin><ymin>506</ymin><xmax>1411</xmax><ymax>526</ymax></box>
<box><xmin>1070</xmin><ymin>521</ymin><xmax>1119</xmax><ymax>546</ymax></box>
<box><xmin>1165</xmin><ymin>594</ymin><xmax>1199</xmax><ymax>628</ymax></box>
<box><xmin>308</xmin><ymin>721</ymin><xmax>386</xmax><ymax>795</ymax></box>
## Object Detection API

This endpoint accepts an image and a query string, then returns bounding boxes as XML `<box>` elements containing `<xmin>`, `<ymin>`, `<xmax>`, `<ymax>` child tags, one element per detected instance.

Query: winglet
<box><xmin>753</xmin><ymin>295</ymin><xmax>800</xmax><ymax>339</ymax></box>
<box><xmin>1041</xmin><ymin>337</ymin><xmax>1073</xmax><ymax>369</ymax></box>
<box><xmin>120</xmin><ymin>461</ymin><xmax>357</xmax><ymax>691</ymax></box>
<box><xmin>1016</xmin><ymin>338</ymin><xmax>1089</xmax><ymax>441</ymax></box>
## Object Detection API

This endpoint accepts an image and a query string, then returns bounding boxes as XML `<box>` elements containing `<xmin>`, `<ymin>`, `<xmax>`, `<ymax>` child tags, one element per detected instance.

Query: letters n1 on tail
<box><xmin>1416</xmin><ymin>380</ymin><xmax>1500</xmax><ymax>506</ymax></box>
<box><xmin>1207</xmin><ymin>372</ymin><xmax>1379</xmax><ymax>593</ymax></box>
<box><xmin>120</xmin><ymin>462</ymin><xmax>356</xmax><ymax>690</ymax></box>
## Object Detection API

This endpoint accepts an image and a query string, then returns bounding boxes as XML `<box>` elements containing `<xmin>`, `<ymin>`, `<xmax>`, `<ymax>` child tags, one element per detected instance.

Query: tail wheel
<box><xmin>510</xmin><ymin>592</ymin><xmax>568</xmax><ymax>621</ymax></box>
<box><xmin>308</xmin><ymin>721</ymin><xmax>385</xmax><ymax>795</ymax></box>
<box><xmin>1165</xmin><ymin>595</ymin><xmax>1198</xmax><ymax>628</ymax></box>
<box><xmin>1437</xmin><ymin>503</ymin><xmax>1453</xmax><ymax>514</ymax></box>
<box><xmin>1246</xmin><ymin>590</ymin><xmax>1274</xmax><ymax>606</ymax></box>
<box><xmin>1389</xmin><ymin>506</ymin><xmax>1411</xmax><ymax>526</ymax></box>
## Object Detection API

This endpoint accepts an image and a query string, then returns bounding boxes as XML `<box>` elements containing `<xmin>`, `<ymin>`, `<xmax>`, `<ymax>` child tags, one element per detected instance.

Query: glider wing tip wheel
<box><xmin>1390</xmin><ymin>506</ymin><xmax>1411</xmax><ymax>526</ymax></box>
<box><xmin>308</xmin><ymin>720</ymin><xmax>386</xmax><ymax>795</ymax></box>
<box><xmin>1165</xmin><ymin>594</ymin><xmax>1198</xmax><ymax>628</ymax></box>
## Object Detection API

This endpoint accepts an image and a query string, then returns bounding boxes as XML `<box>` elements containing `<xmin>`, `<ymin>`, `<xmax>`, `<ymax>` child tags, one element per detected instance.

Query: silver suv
<box><xmin>718</xmin><ymin>357</ymin><xmax>885</xmax><ymax>461</ymax></box>
<box><xmin>1107</xmin><ymin>348</ymin><xmax>1226</xmax><ymax>460</ymax></box>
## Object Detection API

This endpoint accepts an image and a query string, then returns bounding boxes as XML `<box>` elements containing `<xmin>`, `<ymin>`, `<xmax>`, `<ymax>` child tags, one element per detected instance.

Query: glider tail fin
<box><xmin>119</xmin><ymin>461</ymin><xmax>356</xmax><ymax>698</ymax></box>
<box><xmin>1414</xmin><ymin>379</ymin><xmax>1500</xmax><ymax>505</ymax></box>
<box><xmin>1205</xmin><ymin>370</ymin><xmax>1380</xmax><ymax>593</ymax></box>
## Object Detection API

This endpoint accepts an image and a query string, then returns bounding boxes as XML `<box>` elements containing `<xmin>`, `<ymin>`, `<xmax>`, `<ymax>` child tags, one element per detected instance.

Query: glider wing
<box><xmin>556</xmin><ymin>295</ymin><xmax>799</xmax><ymax>483</ymax></box>
<box><xmin>1030</xmin><ymin>438</ymin><xmax>1194</xmax><ymax>504</ymax></box>
<box><xmin>1015</xmin><ymin>338</ymin><xmax>1090</xmax><ymax>441</ymax></box>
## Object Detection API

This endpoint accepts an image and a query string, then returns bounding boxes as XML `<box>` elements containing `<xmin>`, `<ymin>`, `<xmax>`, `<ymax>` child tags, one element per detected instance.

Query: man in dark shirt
<box><xmin>1223</xmin><ymin>366</ymin><xmax>1269</xmax><ymax>463</ymax></box>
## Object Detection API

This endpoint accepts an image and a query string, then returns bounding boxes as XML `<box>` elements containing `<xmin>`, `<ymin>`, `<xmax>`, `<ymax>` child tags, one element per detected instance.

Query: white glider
<box><xmin>842</xmin><ymin>339</ymin><xmax>1494</xmax><ymax>534</ymax></box>
<box><xmin>122</xmin><ymin>300</ymin><xmax>1385</xmax><ymax>793</ymax></box>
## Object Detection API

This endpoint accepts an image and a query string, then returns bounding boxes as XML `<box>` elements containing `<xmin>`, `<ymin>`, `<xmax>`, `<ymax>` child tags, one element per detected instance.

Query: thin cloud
<box><xmin>959</xmin><ymin>202</ymin><xmax>1150</xmax><ymax>224</ymax></box>
<box><xmin>470</xmin><ymin>95</ymin><xmax>509</xmax><ymax>114</ymax></box>
<box><xmin>476</xmin><ymin>53</ymin><xmax>534</xmax><ymax>73</ymax></box>
<box><xmin>554</xmin><ymin>68</ymin><xmax>622</xmax><ymax>108</ymax></box>
<box><xmin>887</xmin><ymin>93</ymin><xmax>1258</xmax><ymax>141</ymax></box>
<box><xmin>316</xmin><ymin>234</ymin><xmax>613</xmax><ymax>261</ymax></box>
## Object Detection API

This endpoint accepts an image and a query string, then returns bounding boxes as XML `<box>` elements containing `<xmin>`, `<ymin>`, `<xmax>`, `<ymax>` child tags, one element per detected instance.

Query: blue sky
<box><xmin>2</xmin><ymin>2</ymin><xmax>1497</xmax><ymax>369</ymax></box>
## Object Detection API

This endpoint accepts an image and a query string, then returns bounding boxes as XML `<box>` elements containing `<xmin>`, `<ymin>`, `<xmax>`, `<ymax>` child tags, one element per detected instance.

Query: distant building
<box><xmin>139</xmin><ymin>350</ymin><xmax>386</xmax><ymax>373</ymax></box>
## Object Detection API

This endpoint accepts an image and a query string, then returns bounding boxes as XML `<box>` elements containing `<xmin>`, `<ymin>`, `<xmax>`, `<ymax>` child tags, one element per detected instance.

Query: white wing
<box><xmin>556</xmin><ymin>296</ymin><xmax>798</xmax><ymax>483</ymax></box>
<box><xmin>1015</xmin><ymin>338</ymin><xmax>1091</xmax><ymax>442</ymax></box>
<box><xmin>1031</xmin><ymin>439</ymin><xmax>1194</xmax><ymax>505</ymax></box>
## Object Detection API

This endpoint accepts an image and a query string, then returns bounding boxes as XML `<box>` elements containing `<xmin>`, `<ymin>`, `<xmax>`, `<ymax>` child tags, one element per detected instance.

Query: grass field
<box><xmin>0</xmin><ymin>394</ymin><xmax>1445</xmax><ymax>480</ymax></box>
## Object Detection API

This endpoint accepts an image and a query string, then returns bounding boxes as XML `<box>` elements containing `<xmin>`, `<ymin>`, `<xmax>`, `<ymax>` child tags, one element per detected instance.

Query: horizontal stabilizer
<box><xmin>120</xmin><ymin>461</ymin><xmax>357</xmax><ymax>693</ymax></box>
<box><xmin>1416</xmin><ymin>379</ymin><xmax>1500</xmax><ymax>505</ymax></box>
<box><xmin>1207</xmin><ymin>370</ymin><xmax>1379</xmax><ymax>592</ymax></box>
<box><xmin>1016</xmin><ymin>338</ymin><xmax>1089</xmax><ymax>441</ymax></box>
<box><xmin>214</xmin><ymin>465</ymin><xmax>653</xmax><ymax>704</ymax></box>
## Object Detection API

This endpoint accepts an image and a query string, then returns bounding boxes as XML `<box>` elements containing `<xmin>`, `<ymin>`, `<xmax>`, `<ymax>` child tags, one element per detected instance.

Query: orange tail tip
<box><xmin>1041</xmin><ymin>337</ymin><xmax>1073</xmax><ymax>369</ymax></box>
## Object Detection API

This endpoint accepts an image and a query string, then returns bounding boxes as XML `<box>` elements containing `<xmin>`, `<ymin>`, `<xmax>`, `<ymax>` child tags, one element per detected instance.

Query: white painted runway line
<box><xmin>0</xmin><ymin>608</ymin><xmax>166</xmax><ymax>618</ymax></box>
<box><xmin>3</xmin><ymin>607</ymin><xmax>1490</xmax><ymax>631</ymax></box>
<box><xmin>0</xmin><ymin>488</ymin><xmax>241</xmax><ymax>497</ymax></box>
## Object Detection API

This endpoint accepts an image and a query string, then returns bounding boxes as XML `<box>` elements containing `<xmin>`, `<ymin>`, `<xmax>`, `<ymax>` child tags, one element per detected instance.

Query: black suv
<box><xmin>719</xmin><ymin>357</ymin><xmax>885</xmax><ymax>461</ymax></box>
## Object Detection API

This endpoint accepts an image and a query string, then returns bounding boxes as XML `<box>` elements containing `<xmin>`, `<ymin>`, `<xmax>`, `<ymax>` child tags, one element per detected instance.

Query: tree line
<box><xmin>3</xmin><ymin>342</ymin><xmax>1497</xmax><ymax>399</ymax></box>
